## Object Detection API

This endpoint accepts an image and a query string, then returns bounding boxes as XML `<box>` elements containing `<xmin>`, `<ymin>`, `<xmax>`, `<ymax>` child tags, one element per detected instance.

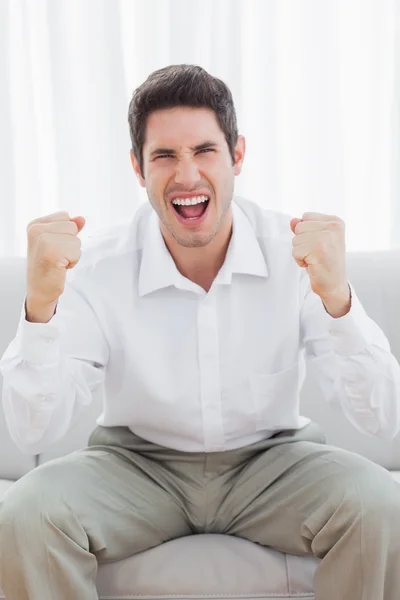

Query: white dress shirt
<box><xmin>1</xmin><ymin>197</ymin><xmax>400</xmax><ymax>455</ymax></box>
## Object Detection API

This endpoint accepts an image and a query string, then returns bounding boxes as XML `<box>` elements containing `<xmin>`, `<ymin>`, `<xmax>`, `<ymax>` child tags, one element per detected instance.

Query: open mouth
<box><xmin>171</xmin><ymin>195</ymin><xmax>210</xmax><ymax>223</ymax></box>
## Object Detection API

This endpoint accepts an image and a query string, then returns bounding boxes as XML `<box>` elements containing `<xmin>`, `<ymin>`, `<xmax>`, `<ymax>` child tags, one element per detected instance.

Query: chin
<box><xmin>172</xmin><ymin>229</ymin><xmax>217</xmax><ymax>248</ymax></box>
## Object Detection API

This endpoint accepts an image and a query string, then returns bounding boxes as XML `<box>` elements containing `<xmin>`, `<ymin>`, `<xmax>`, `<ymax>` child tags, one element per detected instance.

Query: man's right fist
<box><xmin>26</xmin><ymin>212</ymin><xmax>86</xmax><ymax>320</ymax></box>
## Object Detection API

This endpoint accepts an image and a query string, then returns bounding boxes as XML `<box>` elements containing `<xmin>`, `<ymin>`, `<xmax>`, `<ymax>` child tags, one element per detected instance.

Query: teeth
<box><xmin>172</xmin><ymin>195</ymin><xmax>209</xmax><ymax>206</ymax></box>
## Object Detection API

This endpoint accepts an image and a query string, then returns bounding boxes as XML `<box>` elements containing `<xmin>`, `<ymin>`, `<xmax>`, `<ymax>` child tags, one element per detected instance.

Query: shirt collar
<box><xmin>216</xmin><ymin>201</ymin><xmax>268</xmax><ymax>284</ymax></box>
<box><xmin>138</xmin><ymin>200</ymin><xmax>268</xmax><ymax>297</ymax></box>
<box><xmin>138</xmin><ymin>209</ymin><xmax>181</xmax><ymax>296</ymax></box>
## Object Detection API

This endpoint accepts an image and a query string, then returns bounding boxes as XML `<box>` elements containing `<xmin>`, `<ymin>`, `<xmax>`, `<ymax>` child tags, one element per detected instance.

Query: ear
<box><xmin>233</xmin><ymin>135</ymin><xmax>246</xmax><ymax>176</ymax></box>
<box><xmin>130</xmin><ymin>150</ymin><xmax>146</xmax><ymax>188</ymax></box>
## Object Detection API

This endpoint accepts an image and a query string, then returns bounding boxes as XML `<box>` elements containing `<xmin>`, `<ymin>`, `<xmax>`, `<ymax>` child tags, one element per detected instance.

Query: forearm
<box><xmin>0</xmin><ymin>354</ymin><xmax>103</xmax><ymax>454</ymax></box>
<box><xmin>0</xmin><ymin>282</ymin><xmax>109</xmax><ymax>453</ymax></box>
<box><xmin>331</xmin><ymin>350</ymin><xmax>400</xmax><ymax>439</ymax></box>
<box><xmin>302</xmin><ymin>279</ymin><xmax>400</xmax><ymax>439</ymax></box>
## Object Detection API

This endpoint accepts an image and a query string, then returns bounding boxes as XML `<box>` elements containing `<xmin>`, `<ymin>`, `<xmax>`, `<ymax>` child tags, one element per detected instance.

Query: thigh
<box><xmin>1</xmin><ymin>443</ymin><xmax>192</xmax><ymax>563</ymax></box>
<box><xmin>216</xmin><ymin>439</ymin><xmax>397</xmax><ymax>556</ymax></box>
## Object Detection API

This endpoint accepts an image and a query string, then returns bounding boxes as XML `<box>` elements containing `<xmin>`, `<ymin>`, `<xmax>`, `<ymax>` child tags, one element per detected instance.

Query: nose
<box><xmin>174</xmin><ymin>157</ymin><xmax>201</xmax><ymax>187</ymax></box>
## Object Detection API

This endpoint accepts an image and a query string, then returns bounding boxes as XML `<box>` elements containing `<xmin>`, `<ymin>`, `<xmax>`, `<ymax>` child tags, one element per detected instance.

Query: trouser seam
<box><xmin>355</xmin><ymin>478</ymin><xmax>365</xmax><ymax>600</ymax></box>
<box><xmin>43</xmin><ymin>479</ymin><xmax>56</xmax><ymax>600</ymax></box>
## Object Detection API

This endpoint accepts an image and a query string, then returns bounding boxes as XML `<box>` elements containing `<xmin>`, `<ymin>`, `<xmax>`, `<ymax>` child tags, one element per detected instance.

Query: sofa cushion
<box><xmin>391</xmin><ymin>471</ymin><xmax>400</xmax><ymax>484</ymax></box>
<box><xmin>0</xmin><ymin>258</ymin><xmax>37</xmax><ymax>479</ymax></box>
<box><xmin>96</xmin><ymin>534</ymin><xmax>317</xmax><ymax>600</ymax></box>
<box><xmin>0</xmin><ymin>479</ymin><xmax>14</xmax><ymax>500</ymax></box>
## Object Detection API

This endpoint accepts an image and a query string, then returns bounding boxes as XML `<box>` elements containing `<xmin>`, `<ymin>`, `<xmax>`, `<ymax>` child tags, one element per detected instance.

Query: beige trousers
<box><xmin>1</xmin><ymin>422</ymin><xmax>400</xmax><ymax>600</ymax></box>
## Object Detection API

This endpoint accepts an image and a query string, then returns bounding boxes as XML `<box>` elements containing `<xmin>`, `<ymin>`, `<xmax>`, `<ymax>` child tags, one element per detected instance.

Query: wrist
<box><xmin>320</xmin><ymin>283</ymin><xmax>351</xmax><ymax>318</ymax></box>
<box><xmin>25</xmin><ymin>296</ymin><xmax>58</xmax><ymax>323</ymax></box>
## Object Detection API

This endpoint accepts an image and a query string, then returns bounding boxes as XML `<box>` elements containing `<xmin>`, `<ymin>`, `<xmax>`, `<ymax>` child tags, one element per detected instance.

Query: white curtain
<box><xmin>0</xmin><ymin>0</ymin><xmax>398</xmax><ymax>256</ymax></box>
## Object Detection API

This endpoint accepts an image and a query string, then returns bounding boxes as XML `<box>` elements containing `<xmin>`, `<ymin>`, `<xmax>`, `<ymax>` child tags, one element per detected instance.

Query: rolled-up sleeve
<box><xmin>300</xmin><ymin>279</ymin><xmax>400</xmax><ymax>439</ymax></box>
<box><xmin>0</xmin><ymin>272</ymin><xmax>109</xmax><ymax>455</ymax></box>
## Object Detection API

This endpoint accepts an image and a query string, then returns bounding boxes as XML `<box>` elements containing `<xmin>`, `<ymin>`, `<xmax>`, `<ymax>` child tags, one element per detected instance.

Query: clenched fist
<box><xmin>26</xmin><ymin>212</ymin><xmax>86</xmax><ymax>322</ymax></box>
<box><xmin>290</xmin><ymin>212</ymin><xmax>351</xmax><ymax>318</ymax></box>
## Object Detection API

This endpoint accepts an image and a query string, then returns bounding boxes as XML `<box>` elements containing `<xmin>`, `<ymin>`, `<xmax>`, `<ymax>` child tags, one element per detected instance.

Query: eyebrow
<box><xmin>150</xmin><ymin>141</ymin><xmax>219</xmax><ymax>158</ymax></box>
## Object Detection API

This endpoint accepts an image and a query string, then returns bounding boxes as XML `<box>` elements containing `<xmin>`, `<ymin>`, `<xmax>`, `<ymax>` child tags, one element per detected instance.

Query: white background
<box><xmin>0</xmin><ymin>0</ymin><xmax>399</xmax><ymax>255</ymax></box>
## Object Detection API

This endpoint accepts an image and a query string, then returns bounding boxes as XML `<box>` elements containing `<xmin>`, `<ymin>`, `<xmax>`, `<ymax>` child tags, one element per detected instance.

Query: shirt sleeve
<box><xmin>0</xmin><ymin>270</ymin><xmax>109</xmax><ymax>454</ymax></box>
<box><xmin>300</xmin><ymin>274</ymin><xmax>400</xmax><ymax>439</ymax></box>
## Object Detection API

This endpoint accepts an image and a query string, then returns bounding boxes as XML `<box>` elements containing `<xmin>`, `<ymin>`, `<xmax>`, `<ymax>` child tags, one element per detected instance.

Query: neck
<box><xmin>161</xmin><ymin>210</ymin><xmax>233</xmax><ymax>292</ymax></box>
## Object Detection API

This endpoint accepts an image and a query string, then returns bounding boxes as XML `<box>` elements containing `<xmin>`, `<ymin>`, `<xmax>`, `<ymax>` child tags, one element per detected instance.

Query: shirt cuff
<box><xmin>327</xmin><ymin>283</ymin><xmax>376</xmax><ymax>355</ymax></box>
<box><xmin>14</xmin><ymin>299</ymin><xmax>64</xmax><ymax>364</ymax></box>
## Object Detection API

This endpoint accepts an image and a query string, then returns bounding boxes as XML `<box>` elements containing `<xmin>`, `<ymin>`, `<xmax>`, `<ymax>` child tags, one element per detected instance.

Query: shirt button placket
<box><xmin>197</xmin><ymin>292</ymin><xmax>224</xmax><ymax>451</ymax></box>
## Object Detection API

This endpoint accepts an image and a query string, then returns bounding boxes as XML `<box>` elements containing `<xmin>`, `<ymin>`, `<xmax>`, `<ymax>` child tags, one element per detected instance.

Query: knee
<box><xmin>342</xmin><ymin>462</ymin><xmax>400</xmax><ymax>528</ymax></box>
<box><xmin>0</xmin><ymin>462</ymin><xmax>73</xmax><ymax>540</ymax></box>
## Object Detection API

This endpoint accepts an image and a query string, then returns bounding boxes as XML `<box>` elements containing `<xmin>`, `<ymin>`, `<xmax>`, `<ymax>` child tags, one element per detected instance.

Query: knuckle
<box><xmin>28</xmin><ymin>211</ymin><xmax>70</xmax><ymax>226</ymax></box>
<box><xmin>329</xmin><ymin>219</ymin><xmax>344</xmax><ymax>231</ymax></box>
<box><xmin>292</xmin><ymin>246</ymin><xmax>301</xmax><ymax>259</ymax></box>
<box><xmin>38</xmin><ymin>231</ymin><xmax>52</xmax><ymax>243</ymax></box>
<box><xmin>56</xmin><ymin>211</ymin><xmax>70</xmax><ymax>220</ymax></box>
<box><xmin>29</xmin><ymin>221</ymin><xmax>78</xmax><ymax>242</ymax></box>
<box><xmin>45</xmin><ymin>211</ymin><xmax>70</xmax><ymax>222</ymax></box>
<box><xmin>36</xmin><ymin>231</ymin><xmax>49</xmax><ymax>248</ymax></box>
<box><xmin>27</xmin><ymin>222</ymin><xmax>43</xmax><ymax>237</ymax></box>
<box><xmin>69</xmin><ymin>222</ymin><xmax>79</xmax><ymax>235</ymax></box>
<box><xmin>294</xmin><ymin>223</ymin><xmax>303</xmax><ymax>235</ymax></box>
<box><xmin>301</xmin><ymin>212</ymin><xmax>318</xmax><ymax>221</ymax></box>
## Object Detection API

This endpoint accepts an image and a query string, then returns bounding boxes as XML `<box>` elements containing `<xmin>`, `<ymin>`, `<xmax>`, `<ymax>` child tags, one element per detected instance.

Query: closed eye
<box><xmin>197</xmin><ymin>148</ymin><xmax>215</xmax><ymax>155</ymax></box>
<box><xmin>155</xmin><ymin>154</ymin><xmax>174</xmax><ymax>160</ymax></box>
<box><xmin>153</xmin><ymin>148</ymin><xmax>215</xmax><ymax>161</ymax></box>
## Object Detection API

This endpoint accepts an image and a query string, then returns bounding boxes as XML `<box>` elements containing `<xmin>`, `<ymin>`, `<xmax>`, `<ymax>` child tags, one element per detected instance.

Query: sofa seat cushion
<box><xmin>96</xmin><ymin>534</ymin><xmax>318</xmax><ymax>600</ymax></box>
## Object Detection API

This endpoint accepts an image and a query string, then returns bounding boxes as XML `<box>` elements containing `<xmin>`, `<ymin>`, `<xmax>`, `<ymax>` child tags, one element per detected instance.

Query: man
<box><xmin>0</xmin><ymin>64</ymin><xmax>400</xmax><ymax>600</ymax></box>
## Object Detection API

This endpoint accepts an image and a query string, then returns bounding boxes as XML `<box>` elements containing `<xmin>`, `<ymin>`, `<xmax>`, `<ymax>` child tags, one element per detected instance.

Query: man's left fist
<box><xmin>290</xmin><ymin>212</ymin><xmax>351</xmax><ymax>317</ymax></box>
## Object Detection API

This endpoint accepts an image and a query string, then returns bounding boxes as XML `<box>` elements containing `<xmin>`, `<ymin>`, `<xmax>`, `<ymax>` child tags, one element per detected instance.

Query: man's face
<box><xmin>131</xmin><ymin>107</ymin><xmax>245</xmax><ymax>248</ymax></box>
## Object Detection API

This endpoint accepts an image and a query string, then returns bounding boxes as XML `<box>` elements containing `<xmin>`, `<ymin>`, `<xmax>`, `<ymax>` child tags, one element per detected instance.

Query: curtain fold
<box><xmin>0</xmin><ymin>0</ymin><xmax>398</xmax><ymax>256</ymax></box>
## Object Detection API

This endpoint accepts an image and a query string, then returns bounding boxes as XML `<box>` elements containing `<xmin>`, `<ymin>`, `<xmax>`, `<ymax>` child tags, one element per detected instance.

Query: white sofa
<box><xmin>1</xmin><ymin>251</ymin><xmax>400</xmax><ymax>600</ymax></box>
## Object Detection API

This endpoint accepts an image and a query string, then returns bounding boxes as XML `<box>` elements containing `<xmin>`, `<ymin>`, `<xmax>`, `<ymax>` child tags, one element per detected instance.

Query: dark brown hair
<box><xmin>128</xmin><ymin>64</ymin><xmax>238</xmax><ymax>176</ymax></box>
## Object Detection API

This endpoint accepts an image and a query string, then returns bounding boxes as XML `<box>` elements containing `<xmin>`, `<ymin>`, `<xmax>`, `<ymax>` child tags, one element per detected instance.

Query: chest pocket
<box><xmin>250</xmin><ymin>361</ymin><xmax>301</xmax><ymax>431</ymax></box>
